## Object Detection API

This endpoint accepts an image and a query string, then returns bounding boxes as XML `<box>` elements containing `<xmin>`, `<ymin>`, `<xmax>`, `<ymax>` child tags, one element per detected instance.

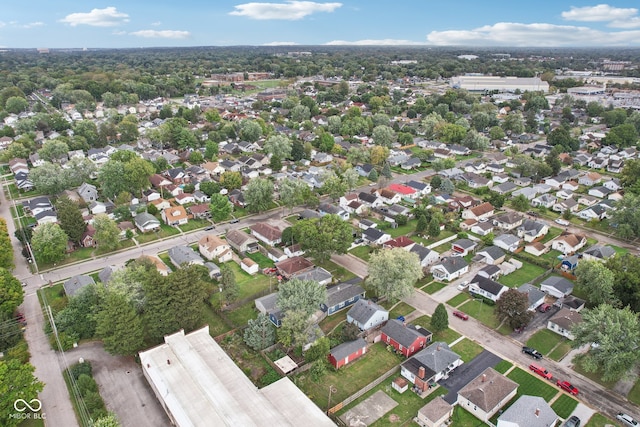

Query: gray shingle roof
<box><xmin>517</xmin><ymin>283</ymin><xmax>545</xmax><ymax>307</ymax></box>
<box><xmin>471</xmin><ymin>274</ymin><xmax>506</xmax><ymax>296</ymax></box>
<box><xmin>541</xmin><ymin>276</ymin><xmax>574</xmax><ymax>294</ymax></box>
<box><xmin>478</xmin><ymin>246</ymin><xmax>505</xmax><ymax>261</ymax></box>
<box><xmin>325</xmin><ymin>282</ymin><xmax>365</xmax><ymax>308</ymax></box>
<box><xmin>329</xmin><ymin>338</ymin><xmax>367</xmax><ymax>361</ymax></box>
<box><xmin>63</xmin><ymin>275</ymin><xmax>96</xmax><ymax>297</ymax></box>
<box><xmin>402</xmin><ymin>342</ymin><xmax>460</xmax><ymax>379</ymax></box>
<box><xmin>497</xmin><ymin>395</ymin><xmax>557</xmax><ymax>427</ymax></box>
<box><xmin>381</xmin><ymin>319</ymin><xmax>431</xmax><ymax>348</ymax></box>
<box><xmin>347</xmin><ymin>299</ymin><xmax>387</xmax><ymax>324</ymax></box>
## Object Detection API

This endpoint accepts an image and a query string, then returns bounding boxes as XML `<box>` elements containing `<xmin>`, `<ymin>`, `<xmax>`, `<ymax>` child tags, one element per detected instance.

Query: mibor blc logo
<box><xmin>9</xmin><ymin>398</ymin><xmax>46</xmax><ymax>420</ymax></box>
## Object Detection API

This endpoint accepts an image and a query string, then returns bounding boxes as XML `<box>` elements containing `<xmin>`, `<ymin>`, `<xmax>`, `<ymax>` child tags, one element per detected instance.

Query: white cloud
<box><xmin>130</xmin><ymin>30</ymin><xmax>190</xmax><ymax>39</ymax></box>
<box><xmin>151</xmin><ymin>21</ymin><xmax>162</xmax><ymax>26</ymax></box>
<box><xmin>112</xmin><ymin>30</ymin><xmax>127</xmax><ymax>36</ymax></box>
<box><xmin>325</xmin><ymin>39</ymin><xmax>426</xmax><ymax>46</ymax></box>
<box><xmin>426</xmin><ymin>22</ymin><xmax>640</xmax><ymax>47</ymax></box>
<box><xmin>0</xmin><ymin>22</ymin><xmax>6</xmax><ymax>28</ymax></box>
<box><xmin>263</xmin><ymin>41</ymin><xmax>299</xmax><ymax>45</ymax></box>
<box><xmin>22</xmin><ymin>22</ymin><xmax>44</xmax><ymax>29</ymax></box>
<box><xmin>60</xmin><ymin>7</ymin><xmax>129</xmax><ymax>27</ymax></box>
<box><xmin>229</xmin><ymin>1</ymin><xmax>342</xmax><ymax>20</ymax></box>
<box><xmin>561</xmin><ymin>4</ymin><xmax>636</xmax><ymax>22</ymax></box>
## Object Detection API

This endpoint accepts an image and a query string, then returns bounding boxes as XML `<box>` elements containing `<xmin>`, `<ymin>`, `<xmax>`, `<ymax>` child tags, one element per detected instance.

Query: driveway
<box><xmin>66</xmin><ymin>341</ymin><xmax>170</xmax><ymax>427</ymax></box>
<box><xmin>439</xmin><ymin>350</ymin><xmax>502</xmax><ymax>404</ymax></box>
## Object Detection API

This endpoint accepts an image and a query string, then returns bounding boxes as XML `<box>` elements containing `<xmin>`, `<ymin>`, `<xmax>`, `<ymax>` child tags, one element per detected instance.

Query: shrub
<box><xmin>84</xmin><ymin>390</ymin><xmax>106</xmax><ymax>416</ymax></box>
<box><xmin>77</xmin><ymin>374</ymin><xmax>98</xmax><ymax>397</ymax></box>
<box><xmin>310</xmin><ymin>360</ymin><xmax>327</xmax><ymax>381</ymax></box>
<box><xmin>5</xmin><ymin>339</ymin><xmax>30</xmax><ymax>363</ymax></box>
<box><xmin>69</xmin><ymin>361</ymin><xmax>93</xmax><ymax>380</ymax></box>
<box><xmin>259</xmin><ymin>368</ymin><xmax>281</xmax><ymax>387</ymax></box>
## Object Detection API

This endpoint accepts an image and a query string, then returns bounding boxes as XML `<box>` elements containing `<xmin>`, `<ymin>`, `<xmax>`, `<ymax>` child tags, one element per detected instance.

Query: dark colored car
<box><xmin>204</xmin><ymin>225</ymin><xmax>215</xmax><ymax>231</ymax></box>
<box><xmin>557</xmin><ymin>380</ymin><xmax>579</xmax><ymax>395</ymax></box>
<box><xmin>522</xmin><ymin>346</ymin><xmax>543</xmax><ymax>360</ymax></box>
<box><xmin>538</xmin><ymin>303</ymin><xmax>551</xmax><ymax>312</ymax></box>
<box><xmin>563</xmin><ymin>415</ymin><xmax>581</xmax><ymax>427</ymax></box>
<box><xmin>453</xmin><ymin>311</ymin><xmax>469</xmax><ymax>320</ymax></box>
<box><xmin>230</xmin><ymin>219</ymin><xmax>239</xmax><ymax>224</ymax></box>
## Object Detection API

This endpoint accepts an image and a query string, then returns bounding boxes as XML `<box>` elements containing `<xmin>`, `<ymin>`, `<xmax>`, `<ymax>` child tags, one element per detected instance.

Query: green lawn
<box><xmin>548</xmin><ymin>341</ymin><xmax>572</xmax><ymax>362</ymax></box>
<box><xmin>551</xmin><ymin>394</ymin><xmax>579</xmax><ymax>419</ymax></box>
<box><xmin>134</xmin><ymin>231</ymin><xmax>160</xmax><ymax>244</ymax></box>
<box><xmin>201</xmin><ymin>306</ymin><xmax>232</xmax><ymax>337</ymax></box>
<box><xmin>585</xmin><ymin>413</ymin><xmax>621</xmax><ymax>427</ymax></box>
<box><xmin>451</xmin><ymin>338</ymin><xmax>484</xmax><ymax>363</ymax></box>
<box><xmin>178</xmin><ymin>218</ymin><xmax>210</xmax><ymax>232</ymax></box>
<box><xmin>458</xmin><ymin>299</ymin><xmax>500</xmax><ymax>329</ymax></box>
<box><xmin>506</xmin><ymin>367</ymin><xmax>558</xmax><ymax>402</ymax></box>
<box><xmin>540</xmin><ymin>226</ymin><xmax>563</xmax><ymax>244</ymax></box>
<box><xmin>571</xmin><ymin>357</ymin><xmax>618</xmax><ymax>389</ymax></box>
<box><xmin>494</xmin><ymin>360</ymin><xmax>513</xmax><ymax>374</ymax></box>
<box><xmin>349</xmin><ymin>245</ymin><xmax>374</xmax><ymax>262</ymax></box>
<box><xmin>313</xmin><ymin>258</ymin><xmax>358</xmax><ymax>282</ymax></box>
<box><xmin>384</xmin><ymin>220</ymin><xmax>418</xmax><ymax>238</ymax></box>
<box><xmin>38</xmin><ymin>283</ymin><xmax>68</xmax><ymax>313</ymax></box>
<box><xmin>498</xmin><ymin>262</ymin><xmax>546</xmax><ymax>288</ymax></box>
<box><xmin>414</xmin><ymin>230</ymin><xmax>455</xmax><ymax>247</ymax></box>
<box><xmin>335</xmin><ymin>378</ymin><xmax>447</xmax><ymax>427</ymax></box>
<box><xmin>450</xmin><ymin>406</ymin><xmax>483</xmax><ymax>427</ymax></box>
<box><xmin>389</xmin><ymin>302</ymin><xmax>415</xmax><ymax>320</ymax></box>
<box><xmin>294</xmin><ymin>343</ymin><xmax>403</xmax><ymax>410</ymax></box>
<box><xmin>221</xmin><ymin>261</ymin><xmax>273</xmax><ymax>299</ymax></box>
<box><xmin>245</xmin><ymin>251</ymin><xmax>275</xmax><ymax>269</ymax></box>
<box><xmin>422</xmin><ymin>281</ymin><xmax>447</xmax><ymax>294</ymax></box>
<box><xmin>611</xmin><ymin>244</ymin><xmax>629</xmax><ymax>256</ymax></box>
<box><xmin>447</xmin><ymin>292</ymin><xmax>471</xmax><ymax>307</ymax></box>
<box><xmin>319</xmin><ymin>311</ymin><xmax>347</xmax><ymax>334</ymax></box>
<box><xmin>224</xmin><ymin>302</ymin><xmax>258</xmax><ymax>328</ymax></box>
<box><xmin>526</xmin><ymin>329</ymin><xmax>565</xmax><ymax>355</ymax></box>
<box><xmin>18</xmin><ymin>418</ymin><xmax>45</xmax><ymax>427</ymax></box>
<box><xmin>411</xmin><ymin>315</ymin><xmax>461</xmax><ymax>344</ymax></box>
<box><xmin>629</xmin><ymin>378</ymin><xmax>640</xmax><ymax>406</ymax></box>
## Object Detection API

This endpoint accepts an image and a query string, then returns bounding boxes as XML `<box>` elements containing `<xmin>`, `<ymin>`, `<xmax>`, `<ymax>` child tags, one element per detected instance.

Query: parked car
<box><xmin>555</xmin><ymin>218</ymin><xmax>570</xmax><ymax>226</ymax></box>
<box><xmin>457</xmin><ymin>281</ymin><xmax>469</xmax><ymax>290</ymax></box>
<box><xmin>522</xmin><ymin>346</ymin><xmax>543</xmax><ymax>360</ymax></box>
<box><xmin>556</xmin><ymin>380</ymin><xmax>579</xmax><ymax>395</ymax></box>
<box><xmin>527</xmin><ymin>211</ymin><xmax>539</xmax><ymax>217</ymax></box>
<box><xmin>453</xmin><ymin>311</ymin><xmax>469</xmax><ymax>320</ymax></box>
<box><xmin>230</xmin><ymin>219</ymin><xmax>239</xmax><ymax>224</ymax></box>
<box><xmin>538</xmin><ymin>303</ymin><xmax>552</xmax><ymax>313</ymax></box>
<box><xmin>617</xmin><ymin>413</ymin><xmax>639</xmax><ymax>427</ymax></box>
<box><xmin>204</xmin><ymin>225</ymin><xmax>215</xmax><ymax>231</ymax></box>
<box><xmin>529</xmin><ymin>363</ymin><xmax>553</xmax><ymax>380</ymax></box>
<box><xmin>563</xmin><ymin>415</ymin><xmax>581</xmax><ymax>427</ymax></box>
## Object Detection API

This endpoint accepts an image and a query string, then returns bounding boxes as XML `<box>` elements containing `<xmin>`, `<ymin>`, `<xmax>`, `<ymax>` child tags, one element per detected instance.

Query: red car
<box><xmin>453</xmin><ymin>311</ymin><xmax>469</xmax><ymax>320</ymax></box>
<box><xmin>556</xmin><ymin>380</ymin><xmax>579</xmax><ymax>395</ymax></box>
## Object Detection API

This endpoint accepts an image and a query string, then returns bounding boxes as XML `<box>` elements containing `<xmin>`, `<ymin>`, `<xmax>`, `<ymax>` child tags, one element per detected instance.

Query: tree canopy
<box><xmin>292</xmin><ymin>214</ymin><xmax>353</xmax><ymax>263</ymax></box>
<box><xmin>367</xmin><ymin>248</ymin><xmax>423</xmax><ymax>301</ymax></box>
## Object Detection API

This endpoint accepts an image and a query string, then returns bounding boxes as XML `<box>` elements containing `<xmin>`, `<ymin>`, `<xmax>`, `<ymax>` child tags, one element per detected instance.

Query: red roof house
<box><xmin>388</xmin><ymin>183</ymin><xmax>416</xmax><ymax>196</ymax></box>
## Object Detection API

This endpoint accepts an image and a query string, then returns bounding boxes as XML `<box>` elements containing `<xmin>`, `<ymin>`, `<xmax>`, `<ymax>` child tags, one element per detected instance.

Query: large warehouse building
<box><xmin>139</xmin><ymin>326</ymin><xmax>334</xmax><ymax>427</ymax></box>
<box><xmin>450</xmin><ymin>75</ymin><xmax>549</xmax><ymax>93</ymax></box>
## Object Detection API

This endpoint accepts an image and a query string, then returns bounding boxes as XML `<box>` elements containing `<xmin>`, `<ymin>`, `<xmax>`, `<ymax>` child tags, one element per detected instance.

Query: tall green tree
<box><xmin>496</xmin><ymin>289</ymin><xmax>534</xmax><ymax>330</ymax></box>
<box><xmin>293</xmin><ymin>215</ymin><xmax>353</xmax><ymax>263</ymax></box>
<box><xmin>572</xmin><ymin>304</ymin><xmax>640</xmax><ymax>381</ymax></box>
<box><xmin>621</xmin><ymin>159</ymin><xmax>640</xmax><ymax>195</ymax></box>
<box><xmin>431</xmin><ymin>303</ymin><xmax>449</xmax><ymax>333</ymax></box>
<box><xmin>372</xmin><ymin>125</ymin><xmax>396</xmax><ymax>147</ymax></box>
<box><xmin>278</xmin><ymin>179</ymin><xmax>307</xmax><ymax>214</ymax></box>
<box><xmin>243</xmin><ymin>313</ymin><xmax>276</xmax><ymax>351</ymax></box>
<box><xmin>263</xmin><ymin>134</ymin><xmax>292</xmax><ymax>159</ymax></box>
<box><xmin>93</xmin><ymin>214</ymin><xmax>121</xmax><ymax>251</ymax></box>
<box><xmin>0</xmin><ymin>269</ymin><xmax>23</xmax><ymax>317</ymax></box>
<box><xmin>219</xmin><ymin>264</ymin><xmax>239</xmax><ymax>305</ymax></box>
<box><xmin>0</xmin><ymin>219</ymin><xmax>13</xmax><ymax>270</ymax></box>
<box><xmin>238</xmin><ymin>119</ymin><xmax>262</xmax><ymax>142</ymax></box>
<box><xmin>606</xmin><ymin>254</ymin><xmax>640</xmax><ymax>312</ymax></box>
<box><xmin>31</xmin><ymin>223</ymin><xmax>68</xmax><ymax>264</ymax></box>
<box><xmin>55</xmin><ymin>284</ymin><xmax>101</xmax><ymax>340</ymax></box>
<box><xmin>0</xmin><ymin>360</ymin><xmax>44</xmax><ymax>427</ymax></box>
<box><xmin>611</xmin><ymin>193</ymin><xmax>640</xmax><ymax>240</ymax></box>
<box><xmin>55</xmin><ymin>196</ymin><xmax>86</xmax><ymax>245</ymax></box>
<box><xmin>277</xmin><ymin>278</ymin><xmax>327</xmax><ymax>316</ymax></box>
<box><xmin>367</xmin><ymin>249</ymin><xmax>423</xmax><ymax>301</ymax></box>
<box><xmin>209</xmin><ymin>193</ymin><xmax>232</xmax><ymax>222</ymax></box>
<box><xmin>575</xmin><ymin>260</ymin><xmax>617</xmax><ymax>307</ymax></box>
<box><xmin>220</xmin><ymin>171</ymin><xmax>242</xmax><ymax>190</ymax></box>
<box><xmin>30</xmin><ymin>162</ymin><xmax>69</xmax><ymax>195</ymax></box>
<box><xmin>95</xmin><ymin>290</ymin><xmax>145</xmax><ymax>356</ymax></box>
<box><xmin>320</xmin><ymin>170</ymin><xmax>347</xmax><ymax>201</ymax></box>
<box><xmin>244</xmin><ymin>178</ymin><xmax>274</xmax><ymax>213</ymax></box>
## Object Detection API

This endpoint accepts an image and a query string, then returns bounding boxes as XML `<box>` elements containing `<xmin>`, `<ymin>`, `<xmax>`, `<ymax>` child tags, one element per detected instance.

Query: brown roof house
<box><xmin>226</xmin><ymin>229</ymin><xmax>259</xmax><ymax>254</ymax></box>
<box><xmin>457</xmin><ymin>367</ymin><xmax>518</xmax><ymax>422</ymax></box>
<box><xmin>551</xmin><ymin>233</ymin><xmax>587</xmax><ymax>255</ymax></box>
<box><xmin>461</xmin><ymin>202</ymin><xmax>494</xmax><ymax>221</ymax></box>
<box><xmin>416</xmin><ymin>396</ymin><xmax>453</xmax><ymax>427</ymax></box>
<box><xmin>276</xmin><ymin>256</ymin><xmax>314</xmax><ymax>280</ymax></box>
<box><xmin>547</xmin><ymin>308</ymin><xmax>582</xmax><ymax>340</ymax></box>
<box><xmin>199</xmin><ymin>234</ymin><xmax>233</xmax><ymax>263</ymax></box>
<box><xmin>161</xmin><ymin>205</ymin><xmax>189</xmax><ymax>227</ymax></box>
<box><xmin>250</xmin><ymin>222</ymin><xmax>282</xmax><ymax>247</ymax></box>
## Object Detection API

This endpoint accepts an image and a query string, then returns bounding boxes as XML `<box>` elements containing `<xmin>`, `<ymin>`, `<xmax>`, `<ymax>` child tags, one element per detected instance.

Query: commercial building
<box><xmin>450</xmin><ymin>76</ymin><xmax>549</xmax><ymax>93</ymax></box>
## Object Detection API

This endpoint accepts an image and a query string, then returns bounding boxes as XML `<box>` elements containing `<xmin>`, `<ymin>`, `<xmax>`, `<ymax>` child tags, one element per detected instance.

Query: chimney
<box><xmin>437</xmin><ymin>344</ymin><xmax>441</xmax><ymax>351</ymax></box>
<box><xmin>481</xmin><ymin>374</ymin><xmax>486</xmax><ymax>383</ymax></box>
<box><xmin>418</xmin><ymin>366</ymin><xmax>426</xmax><ymax>379</ymax></box>
<box><xmin>167</xmin><ymin>359</ymin><xmax>171</xmax><ymax>365</ymax></box>
<box><xmin>535</xmin><ymin>408</ymin><xmax>540</xmax><ymax>417</ymax></box>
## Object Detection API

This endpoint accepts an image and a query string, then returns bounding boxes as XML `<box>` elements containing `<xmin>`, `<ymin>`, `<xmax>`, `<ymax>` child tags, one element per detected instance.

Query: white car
<box><xmin>555</xmin><ymin>218</ymin><xmax>570</xmax><ymax>226</ymax></box>
<box><xmin>457</xmin><ymin>281</ymin><xmax>469</xmax><ymax>290</ymax></box>
<box><xmin>617</xmin><ymin>413</ymin><xmax>639</xmax><ymax>427</ymax></box>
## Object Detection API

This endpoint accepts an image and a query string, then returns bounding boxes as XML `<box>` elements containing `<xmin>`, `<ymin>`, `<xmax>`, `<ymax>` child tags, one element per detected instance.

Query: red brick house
<box><xmin>328</xmin><ymin>338</ymin><xmax>367</xmax><ymax>369</ymax></box>
<box><xmin>380</xmin><ymin>319</ymin><xmax>432</xmax><ymax>358</ymax></box>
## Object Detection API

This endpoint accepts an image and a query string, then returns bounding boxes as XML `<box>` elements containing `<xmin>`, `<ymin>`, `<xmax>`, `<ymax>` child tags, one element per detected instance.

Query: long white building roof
<box><xmin>451</xmin><ymin>76</ymin><xmax>549</xmax><ymax>93</ymax></box>
<box><xmin>139</xmin><ymin>326</ymin><xmax>334</xmax><ymax>427</ymax></box>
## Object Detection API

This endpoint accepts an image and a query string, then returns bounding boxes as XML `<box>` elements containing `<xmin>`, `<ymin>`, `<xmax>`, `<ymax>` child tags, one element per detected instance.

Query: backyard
<box><xmin>498</xmin><ymin>261</ymin><xmax>546</xmax><ymax>287</ymax></box>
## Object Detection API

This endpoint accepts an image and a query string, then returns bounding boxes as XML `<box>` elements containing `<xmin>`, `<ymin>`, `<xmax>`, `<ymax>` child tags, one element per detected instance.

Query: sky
<box><xmin>4</xmin><ymin>1</ymin><xmax>640</xmax><ymax>49</ymax></box>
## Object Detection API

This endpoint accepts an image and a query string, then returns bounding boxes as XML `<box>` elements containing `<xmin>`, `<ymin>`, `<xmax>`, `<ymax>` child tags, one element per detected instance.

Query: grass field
<box><xmin>349</xmin><ymin>245</ymin><xmax>374</xmax><ymax>261</ymax></box>
<box><xmin>223</xmin><ymin>302</ymin><xmax>258</xmax><ymax>328</ymax></box>
<box><xmin>540</xmin><ymin>226</ymin><xmax>563</xmax><ymax>244</ymax></box>
<box><xmin>294</xmin><ymin>343</ymin><xmax>403</xmax><ymax>409</ymax></box>
<box><xmin>548</xmin><ymin>341</ymin><xmax>572</xmax><ymax>362</ymax></box>
<box><xmin>447</xmin><ymin>292</ymin><xmax>471</xmax><ymax>307</ymax></box>
<box><xmin>319</xmin><ymin>311</ymin><xmax>347</xmax><ymax>334</ymax></box>
<box><xmin>585</xmin><ymin>413</ymin><xmax>621</xmax><ymax>427</ymax></box>
<box><xmin>450</xmin><ymin>406</ymin><xmax>483</xmax><ymax>426</ymax></box>
<box><xmin>422</xmin><ymin>281</ymin><xmax>447</xmax><ymax>294</ymax></box>
<box><xmin>494</xmin><ymin>360</ymin><xmax>514</xmax><ymax>374</ymax></box>
<box><xmin>629</xmin><ymin>378</ymin><xmax>640</xmax><ymax>406</ymax></box>
<box><xmin>526</xmin><ymin>329</ymin><xmax>566</xmax><ymax>355</ymax></box>
<box><xmin>452</xmin><ymin>338</ymin><xmax>484</xmax><ymax>363</ymax></box>
<box><xmin>506</xmin><ymin>367</ymin><xmax>558</xmax><ymax>402</ymax></box>
<box><xmin>313</xmin><ymin>258</ymin><xmax>358</xmax><ymax>283</ymax></box>
<box><xmin>245</xmin><ymin>251</ymin><xmax>275</xmax><ymax>269</ymax></box>
<box><xmin>411</xmin><ymin>315</ymin><xmax>461</xmax><ymax>344</ymax></box>
<box><xmin>177</xmin><ymin>218</ymin><xmax>210</xmax><ymax>232</ymax></box>
<box><xmin>458</xmin><ymin>299</ymin><xmax>500</xmax><ymax>329</ymax></box>
<box><xmin>202</xmin><ymin>306</ymin><xmax>232</xmax><ymax>337</ymax></box>
<box><xmin>551</xmin><ymin>394</ymin><xmax>579</xmax><ymax>419</ymax></box>
<box><xmin>388</xmin><ymin>302</ymin><xmax>415</xmax><ymax>320</ymax></box>
<box><xmin>498</xmin><ymin>262</ymin><xmax>546</xmax><ymax>287</ymax></box>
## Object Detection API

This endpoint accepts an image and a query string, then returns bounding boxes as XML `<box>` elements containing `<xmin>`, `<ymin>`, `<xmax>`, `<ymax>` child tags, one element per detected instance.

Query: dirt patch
<box><xmin>388</xmin><ymin>413</ymin><xmax>400</xmax><ymax>422</ymax></box>
<box><xmin>340</xmin><ymin>390</ymin><xmax>398</xmax><ymax>426</ymax></box>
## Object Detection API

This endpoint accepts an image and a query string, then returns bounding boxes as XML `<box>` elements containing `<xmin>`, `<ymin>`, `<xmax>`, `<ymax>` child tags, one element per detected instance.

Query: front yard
<box><xmin>506</xmin><ymin>367</ymin><xmax>558</xmax><ymax>402</ymax></box>
<box><xmin>451</xmin><ymin>338</ymin><xmax>484</xmax><ymax>363</ymax></box>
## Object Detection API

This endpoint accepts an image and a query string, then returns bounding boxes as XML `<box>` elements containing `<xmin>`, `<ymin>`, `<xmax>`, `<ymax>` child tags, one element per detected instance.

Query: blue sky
<box><xmin>3</xmin><ymin>1</ymin><xmax>640</xmax><ymax>48</ymax></box>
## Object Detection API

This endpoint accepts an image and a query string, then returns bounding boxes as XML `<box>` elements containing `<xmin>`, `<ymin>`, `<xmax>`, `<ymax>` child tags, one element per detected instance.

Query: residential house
<box><xmin>511</xmin><ymin>187</ymin><xmax>537</xmax><ymax>201</ymax></box>
<box><xmin>228</xmin><ymin>189</ymin><xmax>246</xmax><ymax>208</ymax></box>
<box><xmin>362</xmin><ymin>227</ymin><xmax>392</xmax><ymax>245</ymax></box>
<box><xmin>318</xmin><ymin>203</ymin><xmax>349</xmax><ymax>220</ymax></box>
<box><xmin>35</xmin><ymin>210</ymin><xmax>58</xmax><ymax>225</ymax></box>
<box><xmin>603</xmin><ymin>178</ymin><xmax>621</xmax><ymax>192</ymax></box>
<box><xmin>577</xmin><ymin>204</ymin><xmax>610</xmax><ymax>221</ymax></box>
<box><xmin>561</xmin><ymin>254</ymin><xmax>579</xmax><ymax>271</ymax></box>
<box><xmin>328</xmin><ymin>338</ymin><xmax>367</xmax><ymax>369</ymax></box>
<box><xmin>516</xmin><ymin>219</ymin><xmax>549</xmax><ymax>243</ymax></box>
<box><xmin>493</xmin><ymin>181</ymin><xmax>518</xmax><ymax>195</ymax></box>
<box><xmin>384</xmin><ymin>236</ymin><xmax>415</xmax><ymax>251</ymax></box>
<box><xmin>198</xmin><ymin>234</ymin><xmax>233</xmax><ymax>263</ymax></box>
<box><xmin>405</xmin><ymin>180</ymin><xmax>431</xmax><ymax>197</ymax></box>
<box><xmin>410</xmin><ymin>244</ymin><xmax>440</xmax><ymax>268</ymax></box>
<box><xmin>430</xmin><ymin>257</ymin><xmax>469</xmax><ymax>281</ymax></box>
<box><xmin>416</xmin><ymin>397</ymin><xmax>453</xmax><ymax>427</ymax></box>
<box><xmin>588</xmin><ymin>186</ymin><xmax>612</xmax><ymax>199</ymax></box>
<box><xmin>451</xmin><ymin>238</ymin><xmax>478</xmax><ymax>256</ymax></box>
<box><xmin>354</xmin><ymin>164</ymin><xmax>375</xmax><ymax>177</ymax></box>
<box><xmin>547</xmin><ymin>308</ymin><xmax>582</xmax><ymax>340</ymax></box>
<box><xmin>63</xmin><ymin>275</ymin><xmax>96</xmax><ymax>297</ymax></box>
<box><xmin>578</xmin><ymin>172</ymin><xmax>602</xmax><ymax>186</ymax></box>
<box><xmin>582</xmin><ymin>245</ymin><xmax>616</xmax><ymax>262</ymax></box>
<box><xmin>80</xmin><ymin>225</ymin><xmax>96</xmax><ymax>248</ymax></box>
<box><xmin>134</xmin><ymin>212</ymin><xmax>161</xmax><ymax>233</ymax></box>
<box><xmin>400</xmin><ymin>342</ymin><xmax>462</xmax><ymax>392</ymax></box>
<box><xmin>188</xmin><ymin>203</ymin><xmax>210</xmax><ymax>219</ymax></box>
<box><xmin>250</xmin><ymin>222</ymin><xmax>282</xmax><ymax>247</ymax></box>
<box><xmin>524</xmin><ymin>242</ymin><xmax>548</xmax><ymax>257</ymax></box>
<box><xmin>461</xmin><ymin>202</ymin><xmax>494</xmax><ymax>221</ymax></box>
<box><xmin>474</xmin><ymin>246</ymin><xmax>506</xmax><ymax>265</ymax></box>
<box><xmin>556</xmin><ymin>188</ymin><xmax>574</xmax><ymax>200</ymax></box>
<box><xmin>477</xmin><ymin>264</ymin><xmax>502</xmax><ymax>281</ymax></box>
<box><xmin>77</xmin><ymin>183</ymin><xmax>98</xmax><ymax>204</ymax></box>
<box><xmin>497</xmin><ymin>395</ymin><xmax>558</xmax><ymax>427</ymax></box>
<box><xmin>552</xmin><ymin>197</ymin><xmax>579</xmax><ymax>213</ymax></box>
<box><xmin>540</xmin><ymin>276</ymin><xmax>574</xmax><ymax>299</ymax></box>
<box><xmin>226</xmin><ymin>229</ymin><xmax>259</xmax><ymax>253</ymax></box>
<box><xmin>457</xmin><ymin>368</ymin><xmax>518</xmax><ymax>423</ymax></box>
<box><xmin>531</xmin><ymin>193</ymin><xmax>557</xmax><ymax>209</ymax></box>
<box><xmin>577</xmin><ymin>194</ymin><xmax>598</xmax><ymax>207</ymax></box>
<box><xmin>460</xmin><ymin>172</ymin><xmax>492</xmax><ymax>189</ymax></box>
<box><xmin>276</xmin><ymin>256</ymin><xmax>314</xmax><ymax>280</ymax></box>
<box><xmin>377</xmin><ymin>188</ymin><xmax>402</xmax><ymax>205</ymax></box>
<box><xmin>543</xmin><ymin>176</ymin><xmax>565</xmax><ymax>190</ymax></box>
<box><xmin>23</xmin><ymin>196</ymin><xmax>53</xmax><ymax>216</ymax></box>
<box><xmin>551</xmin><ymin>233</ymin><xmax>587</xmax><ymax>254</ymax></box>
<box><xmin>380</xmin><ymin>319</ymin><xmax>433</xmax><ymax>358</ymax></box>
<box><xmin>346</xmin><ymin>298</ymin><xmax>388</xmax><ymax>330</ymax></box>
<box><xmin>292</xmin><ymin>267</ymin><xmax>332</xmax><ymax>285</ymax></box>
<box><xmin>492</xmin><ymin>212</ymin><xmax>524</xmax><ymax>231</ymax></box>
<box><xmin>168</xmin><ymin>245</ymin><xmax>204</xmax><ymax>268</ymax></box>
<box><xmin>322</xmin><ymin>280</ymin><xmax>366</xmax><ymax>315</ymax></box>
<box><xmin>254</xmin><ymin>293</ymin><xmax>284</xmax><ymax>327</ymax></box>
<box><xmin>469</xmin><ymin>275</ymin><xmax>508</xmax><ymax>302</ymax></box>
<box><xmin>358</xmin><ymin>192</ymin><xmax>384</xmax><ymax>208</ymax></box>
<box><xmin>470</xmin><ymin>221</ymin><xmax>494</xmax><ymax>236</ymax></box>
<box><xmin>517</xmin><ymin>283</ymin><xmax>546</xmax><ymax>311</ymax></box>
<box><xmin>162</xmin><ymin>205</ymin><xmax>189</xmax><ymax>227</ymax></box>
<box><xmin>493</xmin><ymin>234</ymin><xmax>521</xmax><ymax>253</ymax></box>
<box><xmin>241</xmin><ymin>257</ymin><xmax>259</xmax><ymax>275</ymax></box>
<box><xmin>174</xmin><ymin>193</ymin><xmax>195</xmax><ymax>205</ymax></box>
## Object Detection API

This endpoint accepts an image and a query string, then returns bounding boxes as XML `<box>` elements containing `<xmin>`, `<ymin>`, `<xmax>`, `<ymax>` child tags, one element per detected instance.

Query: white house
<box><xmin>430</xmin><ymin>257</ymin><xmax>469</xmax><ymax>281</ymax></box>
<box><xmin>547</xmin><ymin>308</ymin><xmax>582</xmax><ymax>340</ymax></box>
<box><xmin>346</xmin><ymin>299</ymin><xmax>389</xmax><ymax>330</ymax></box>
